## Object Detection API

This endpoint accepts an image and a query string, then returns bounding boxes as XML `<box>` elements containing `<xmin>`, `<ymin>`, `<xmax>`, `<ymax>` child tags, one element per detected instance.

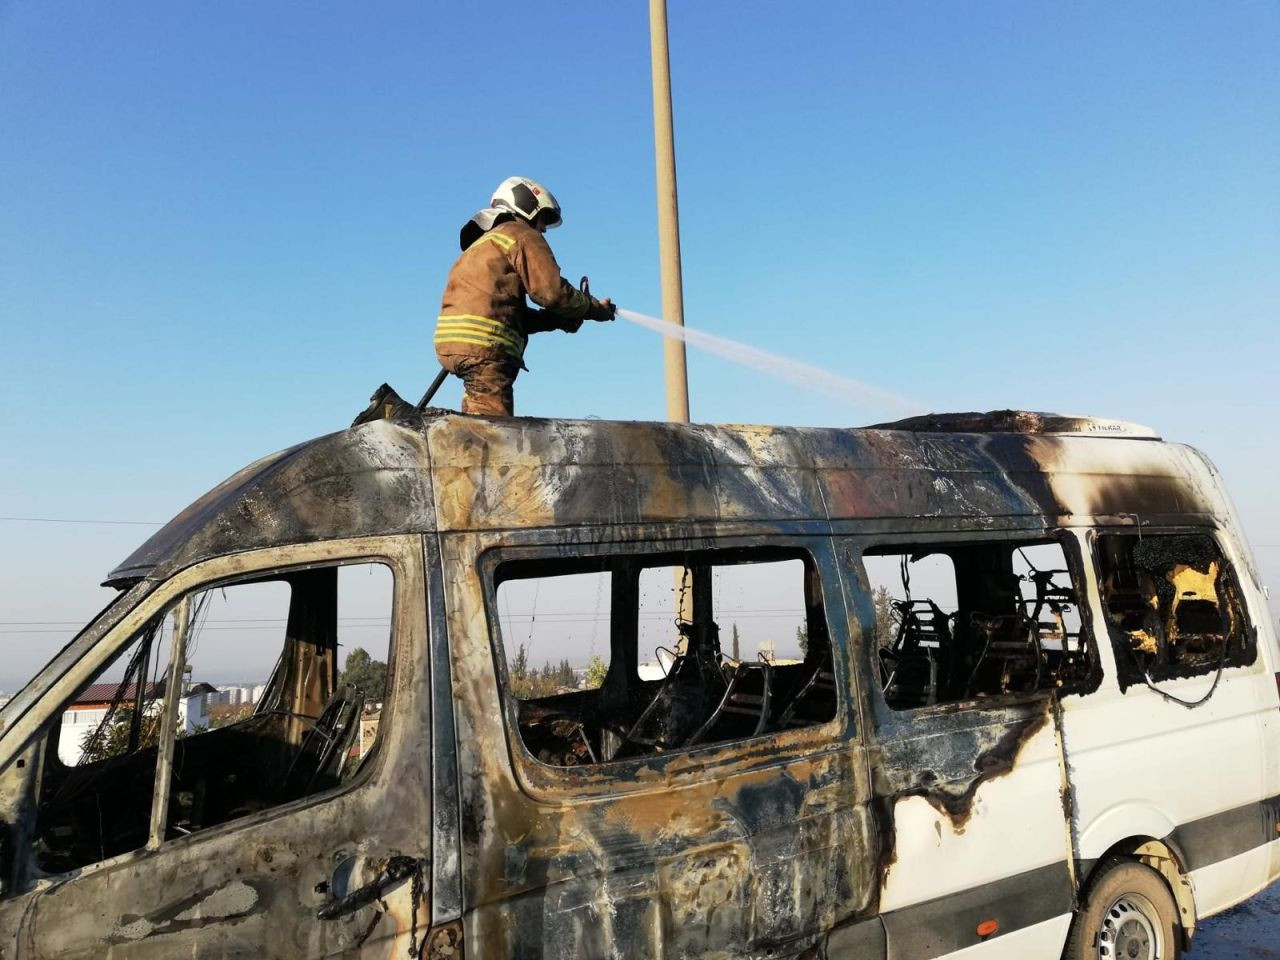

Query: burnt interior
<box><xmin>1096</xmin><ymin>531</ymin><xmax>1255</xmax><ymax>687</ymax></box>
<box><xmin>493</xmin><ymin>547</ymin><xmax>838</xmax><ymax>766</ymax></box>
<box><xmin>31</xmin><ymin>567</ymin><xmax>380</xmax><ymax>874</ymax></box>
<box><xmin>867</xmin><ymin>538</ymin><xmax>1093</xmax><ymax>710</ymax></box>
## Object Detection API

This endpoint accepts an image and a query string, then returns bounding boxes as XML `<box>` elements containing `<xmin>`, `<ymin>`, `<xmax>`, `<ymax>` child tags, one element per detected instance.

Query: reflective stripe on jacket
<box><xmin>434</xmin><ymin>216</ymin><xmax>591</xmax><ymax>363</ymax></box>
<box><xmin>435</xmin><ymin>314</ymin><xmax>527</xmax><ymax>358</ymax></box>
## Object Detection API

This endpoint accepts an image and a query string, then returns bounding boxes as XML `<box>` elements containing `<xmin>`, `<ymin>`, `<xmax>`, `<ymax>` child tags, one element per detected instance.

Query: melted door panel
<box><xmin>870</xmin><ymin>704</ymin><xmax>1075</xmax><ymax>959</ymax></box>
<box><xmin>840</xmin><ymin>538</ymin><xmax>1076</xmax><ymax>959</ymax></box>
<box><xmin>18</xmin><ymin>794</ymin><xmax>428</xmax><ymax>959</ymax></box>
<box><xmin>441</xmin><ymin>532</ymin><xmax>880</xmax><ymax>960</ymax></box>
<box><xmin>460</xmin><ymin>730</ymin><xmax>876</xmax><ymax>959</ymax></box>
<box><xmin>1</xmin><ymin>538</ymin><xmax>432</xmax><ymax>960</ymax></box>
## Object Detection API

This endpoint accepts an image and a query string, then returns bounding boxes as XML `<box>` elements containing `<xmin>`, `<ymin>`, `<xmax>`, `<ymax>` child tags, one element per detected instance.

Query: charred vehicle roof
<box><xmin>106</xmin><ymin>408</ymin><xmax>1229</xmax><ymax>587</ymax></box>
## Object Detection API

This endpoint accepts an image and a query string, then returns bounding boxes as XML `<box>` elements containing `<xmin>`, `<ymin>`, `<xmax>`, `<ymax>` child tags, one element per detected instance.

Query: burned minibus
<box><xmin>0</xmin><ymin>407</ymin><xmax>1277</xmax><ymax>959</ymax></box>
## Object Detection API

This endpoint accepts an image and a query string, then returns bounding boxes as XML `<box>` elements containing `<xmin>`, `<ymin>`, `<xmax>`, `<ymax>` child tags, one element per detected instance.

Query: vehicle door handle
<box><xmin>316</xmin><ymin>854</ymin><xmax>424</xmax><ymax>920</ymax></box>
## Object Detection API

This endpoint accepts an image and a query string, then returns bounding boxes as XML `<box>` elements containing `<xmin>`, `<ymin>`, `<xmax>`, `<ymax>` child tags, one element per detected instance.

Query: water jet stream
<box><xmin>616</xmin><ymin>308</ymin><xmax>923</xmax><ymax>415</ymax></box>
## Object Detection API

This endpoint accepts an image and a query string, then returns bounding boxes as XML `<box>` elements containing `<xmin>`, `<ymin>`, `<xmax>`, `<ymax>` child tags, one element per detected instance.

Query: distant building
<box><xmin>59</xmin><ymin>679</ymin><xmax>217</xmax><ymax>766</ymax></box>
<box><xmin>203</xmin><ymin>683</ymin><xmax>265</xmax><ymax>712</ymax></box>
<box><xmin>637</xmin><ymin>660</ymin><xmax>667</xmax><ymax>682</ymax></box>
<box><xmin>358</xmin><ymin>707</ymin><xmax>381</xmax><ymax>759</ymax></box>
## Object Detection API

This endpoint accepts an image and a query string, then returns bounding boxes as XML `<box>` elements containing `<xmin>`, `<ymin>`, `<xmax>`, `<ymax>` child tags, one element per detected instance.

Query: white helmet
<box><xmin>491</xmin><ymin>176</ymin><xmax>562</xmax><ymax>229</ymax></box>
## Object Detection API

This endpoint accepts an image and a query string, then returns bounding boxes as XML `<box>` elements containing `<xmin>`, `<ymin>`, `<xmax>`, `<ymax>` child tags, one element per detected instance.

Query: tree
<box><xmin>509</xmin><ymin>643</ymin><xmax>530</xmax><ymax>684</ymax></box>
<box><xmin>872</xmin><ymin>586</ymin><xmax>899</xmax><ymax>648</ymax></box>
<box><xmin>584</xmin><ymin>654</ymin><xmax>608</xmax><ymax>689</ymax></box>
<box><xmin>78</xmin><ymin>702</ymin><xmax>198</xmax><ymax>764</ymax></box>
<box><xmin>795</xmin><ymin>624</ymin><xmax>809</xmax><ymax>657</ymax></box>
<box><xmin>340</xmin><ymin>647</ymin><xmax>388</xmax><ymax>701</ymax></box>
<box><xmin>210</xmin><ymin>703</ymin><xmax>254</xmax><ymax>729</ymax></box>
<box><xmin>507</xmin><ymin>644</ymin><xmax>555</xmax><ymax>698</ymax></box>
<box><xmin>506</xmin><ymin>650</ymin><xmax>527</xmax><ymax>696</ymax></box>
<box><xmin>79</xmin><ymin>707</ymin><xmax>162</xmax><ymax>764</ymax></box>
<box><xmin>508</xmin><ymin>649</ymin><xmax>603</xmax><ymax>698</ymax></box>
<box><xmin>557</xmin><ymin>658</ymin><xmax>575</xmax><ymax>688</ymax></box>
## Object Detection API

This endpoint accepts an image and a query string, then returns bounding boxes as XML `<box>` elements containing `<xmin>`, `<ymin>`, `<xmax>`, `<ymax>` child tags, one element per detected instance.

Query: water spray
<box><xmin>615</xmin><ymin>308</ymin><xmax>921</xmax><ymax>414</ymax></box>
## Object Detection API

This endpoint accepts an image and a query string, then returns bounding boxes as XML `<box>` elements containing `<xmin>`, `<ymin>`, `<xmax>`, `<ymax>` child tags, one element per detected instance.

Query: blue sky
<box><xmin>1</xmin><ymin>2</ymin><xmax>1277</xmax><ymax>688</ymax></box>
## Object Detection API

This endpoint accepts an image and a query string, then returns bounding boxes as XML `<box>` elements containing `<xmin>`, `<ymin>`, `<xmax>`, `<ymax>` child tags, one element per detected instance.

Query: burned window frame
<box><xmin>855</xmin><ymin>531</ymin><xmax>1102</xmax><ymax>714</ymax></box>
<box><xmin>480</xmin><ymin>535</ymin><xmax>850</xmax><ymax>786</ymax></box>
<box><xmin>11</xmin><ymin>545</ymin><xmax>406</xmax><ymax>889</ymax></box>
<box><xmin>1091</xmin><ymin>527</ymin><xmax>1257</xmax><ymax>691</ymax></box>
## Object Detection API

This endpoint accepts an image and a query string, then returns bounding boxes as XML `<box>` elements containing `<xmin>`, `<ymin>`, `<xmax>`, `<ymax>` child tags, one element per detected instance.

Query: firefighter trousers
<box><xmin>440</xmin><ymin>355</ymin><xmax>519</xmax><ymax>416</ymax></box>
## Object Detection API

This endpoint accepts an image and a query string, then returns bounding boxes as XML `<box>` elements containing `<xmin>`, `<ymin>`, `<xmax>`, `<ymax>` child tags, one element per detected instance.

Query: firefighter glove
<box><xmin>587</xmin><ymin>297</ymin><xmax>616</xmax><ymax>322</ymax></box>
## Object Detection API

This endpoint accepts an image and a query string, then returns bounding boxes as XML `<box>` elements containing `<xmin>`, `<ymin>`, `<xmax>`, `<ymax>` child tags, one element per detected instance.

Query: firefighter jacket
<box><xmin>435</xmin><ymin>214</ymin><xmax>592</xmax><ymax>366</ymax></box>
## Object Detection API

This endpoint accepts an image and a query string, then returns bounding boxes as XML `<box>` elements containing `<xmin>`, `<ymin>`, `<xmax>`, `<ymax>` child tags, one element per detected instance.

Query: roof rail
<box><xmin>866</xmin><ymin>410</ymin><xmax>1160</xmax><ymax>440</ymax></box>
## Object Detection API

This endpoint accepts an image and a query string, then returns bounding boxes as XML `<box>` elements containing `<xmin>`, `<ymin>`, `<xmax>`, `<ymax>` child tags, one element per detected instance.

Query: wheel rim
<box><xmin>1097</xmin><ymin>892</ymin><xmax>1165</xmax><ymax>960</ymax></box>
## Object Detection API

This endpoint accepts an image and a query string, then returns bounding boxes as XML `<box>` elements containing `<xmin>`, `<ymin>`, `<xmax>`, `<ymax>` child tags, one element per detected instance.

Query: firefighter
<box><xmin>434</xmin><ymin>177</ymin><xmax>615</xmax><ymax>416</ymax></box>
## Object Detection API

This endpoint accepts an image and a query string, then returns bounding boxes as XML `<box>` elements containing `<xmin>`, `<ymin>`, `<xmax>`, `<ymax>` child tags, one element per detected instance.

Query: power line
<box><xmin>0</xmin><ymin>624</ymin><xmax>393</xmax><ymax>635</ymax></box>
<box><xmin>1</xmin><ymin>609</ymin><xmax>808</xmax><ymax>634</ymax></box>
<box><xmin>0</xmin><ymin>515</ymin><xmax>162</xmax><ymax>527</ymax></box>
<box><xmin>0</xmin><ymin>616</ymin><xmax>392</xmax><ymax>626</ymax></box>
<box><xmin>498</xmin><ymin>611</ymin><xmax>802</xmax><ymax>623</ymax></box>
<box><xmin>0</xmin><ymin>608</ymin><xmax>802</xmax><ymax>627</ymax></box>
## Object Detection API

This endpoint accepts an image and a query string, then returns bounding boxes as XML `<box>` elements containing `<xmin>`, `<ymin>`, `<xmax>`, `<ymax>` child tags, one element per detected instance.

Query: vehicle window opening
<box><xmin>864</xmin><ymin>539</ymin><xmax>1091</xmax><ymax>710</ymax></box>
<box><xmin>31</xmin><ymin>562</ymin><xmax>394</xmax><ymax>875</ymax></box>
<box><xmin>1095</xmin><ymin>532</ymin><xmax>1254</xmax><ymax>705</ymax></box>
<box><xmin>493</xmin><ymin>547</ymin><xmax>838</xmax><ymax>767</ymax></box>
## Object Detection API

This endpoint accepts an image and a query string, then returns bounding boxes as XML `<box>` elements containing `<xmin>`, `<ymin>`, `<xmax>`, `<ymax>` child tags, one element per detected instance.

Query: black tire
<box><xmin>1064</xmin><ymin>858</ymin><xmax>1181</xmax><ymax>960</ymax></box>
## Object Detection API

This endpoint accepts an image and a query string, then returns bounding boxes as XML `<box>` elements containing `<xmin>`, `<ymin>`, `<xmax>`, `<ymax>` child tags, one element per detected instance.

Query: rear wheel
<box><xmin>1064</xmin><ymin>858</ymin><xmax>1181</xmax><ymax>960</ymax></box>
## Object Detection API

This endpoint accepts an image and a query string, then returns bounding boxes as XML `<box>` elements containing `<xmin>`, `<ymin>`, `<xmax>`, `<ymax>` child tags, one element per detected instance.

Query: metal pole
<box><xmin>650</xmin><ymin>0</ymin><xmax>694</xmax><ymax>628</ymax></box>
<box><xmin>649</xmin><ymin>0</ymin><xmax>690</xmax><ymax>424</ymax></box>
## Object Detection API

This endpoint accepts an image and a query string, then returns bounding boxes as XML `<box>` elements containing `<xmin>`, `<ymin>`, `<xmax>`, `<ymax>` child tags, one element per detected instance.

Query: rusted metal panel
<box><xmin>425</xmin><ymin>418</ymin><xmax>820</xmax><ymax>532</ymax></box>
<box><xmin>424</xmin><ymin>533</ymin><xmax>464</xmax><ymax>927</ymax></box>
<box><xmin>425</xmin><ymin>415</ymin><xmax>1225</xmax><ymax>534</ymax></box>
<box><xmin>1</xmin><ymin>537</ymin><xmax>432</xmax><ymax>960</ymax></box>
<box><xmin>104</xmin><ymin>412</ymin><xmax>1230</xmax><ymax>591</ymax></box>
<box><xmin>440</xmin><ymin>531</ymin><xmax>875</xmax><ymax>959</ymax></box>
<box><xmin>107</xmin><ymin>422</ymin><xmax>436</xmax><ymax>585</ymax></box>
<box><xmin>869</xmin><ymin>700</ymin><xmax>1053</xmax><ymax>831</ymax></box>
